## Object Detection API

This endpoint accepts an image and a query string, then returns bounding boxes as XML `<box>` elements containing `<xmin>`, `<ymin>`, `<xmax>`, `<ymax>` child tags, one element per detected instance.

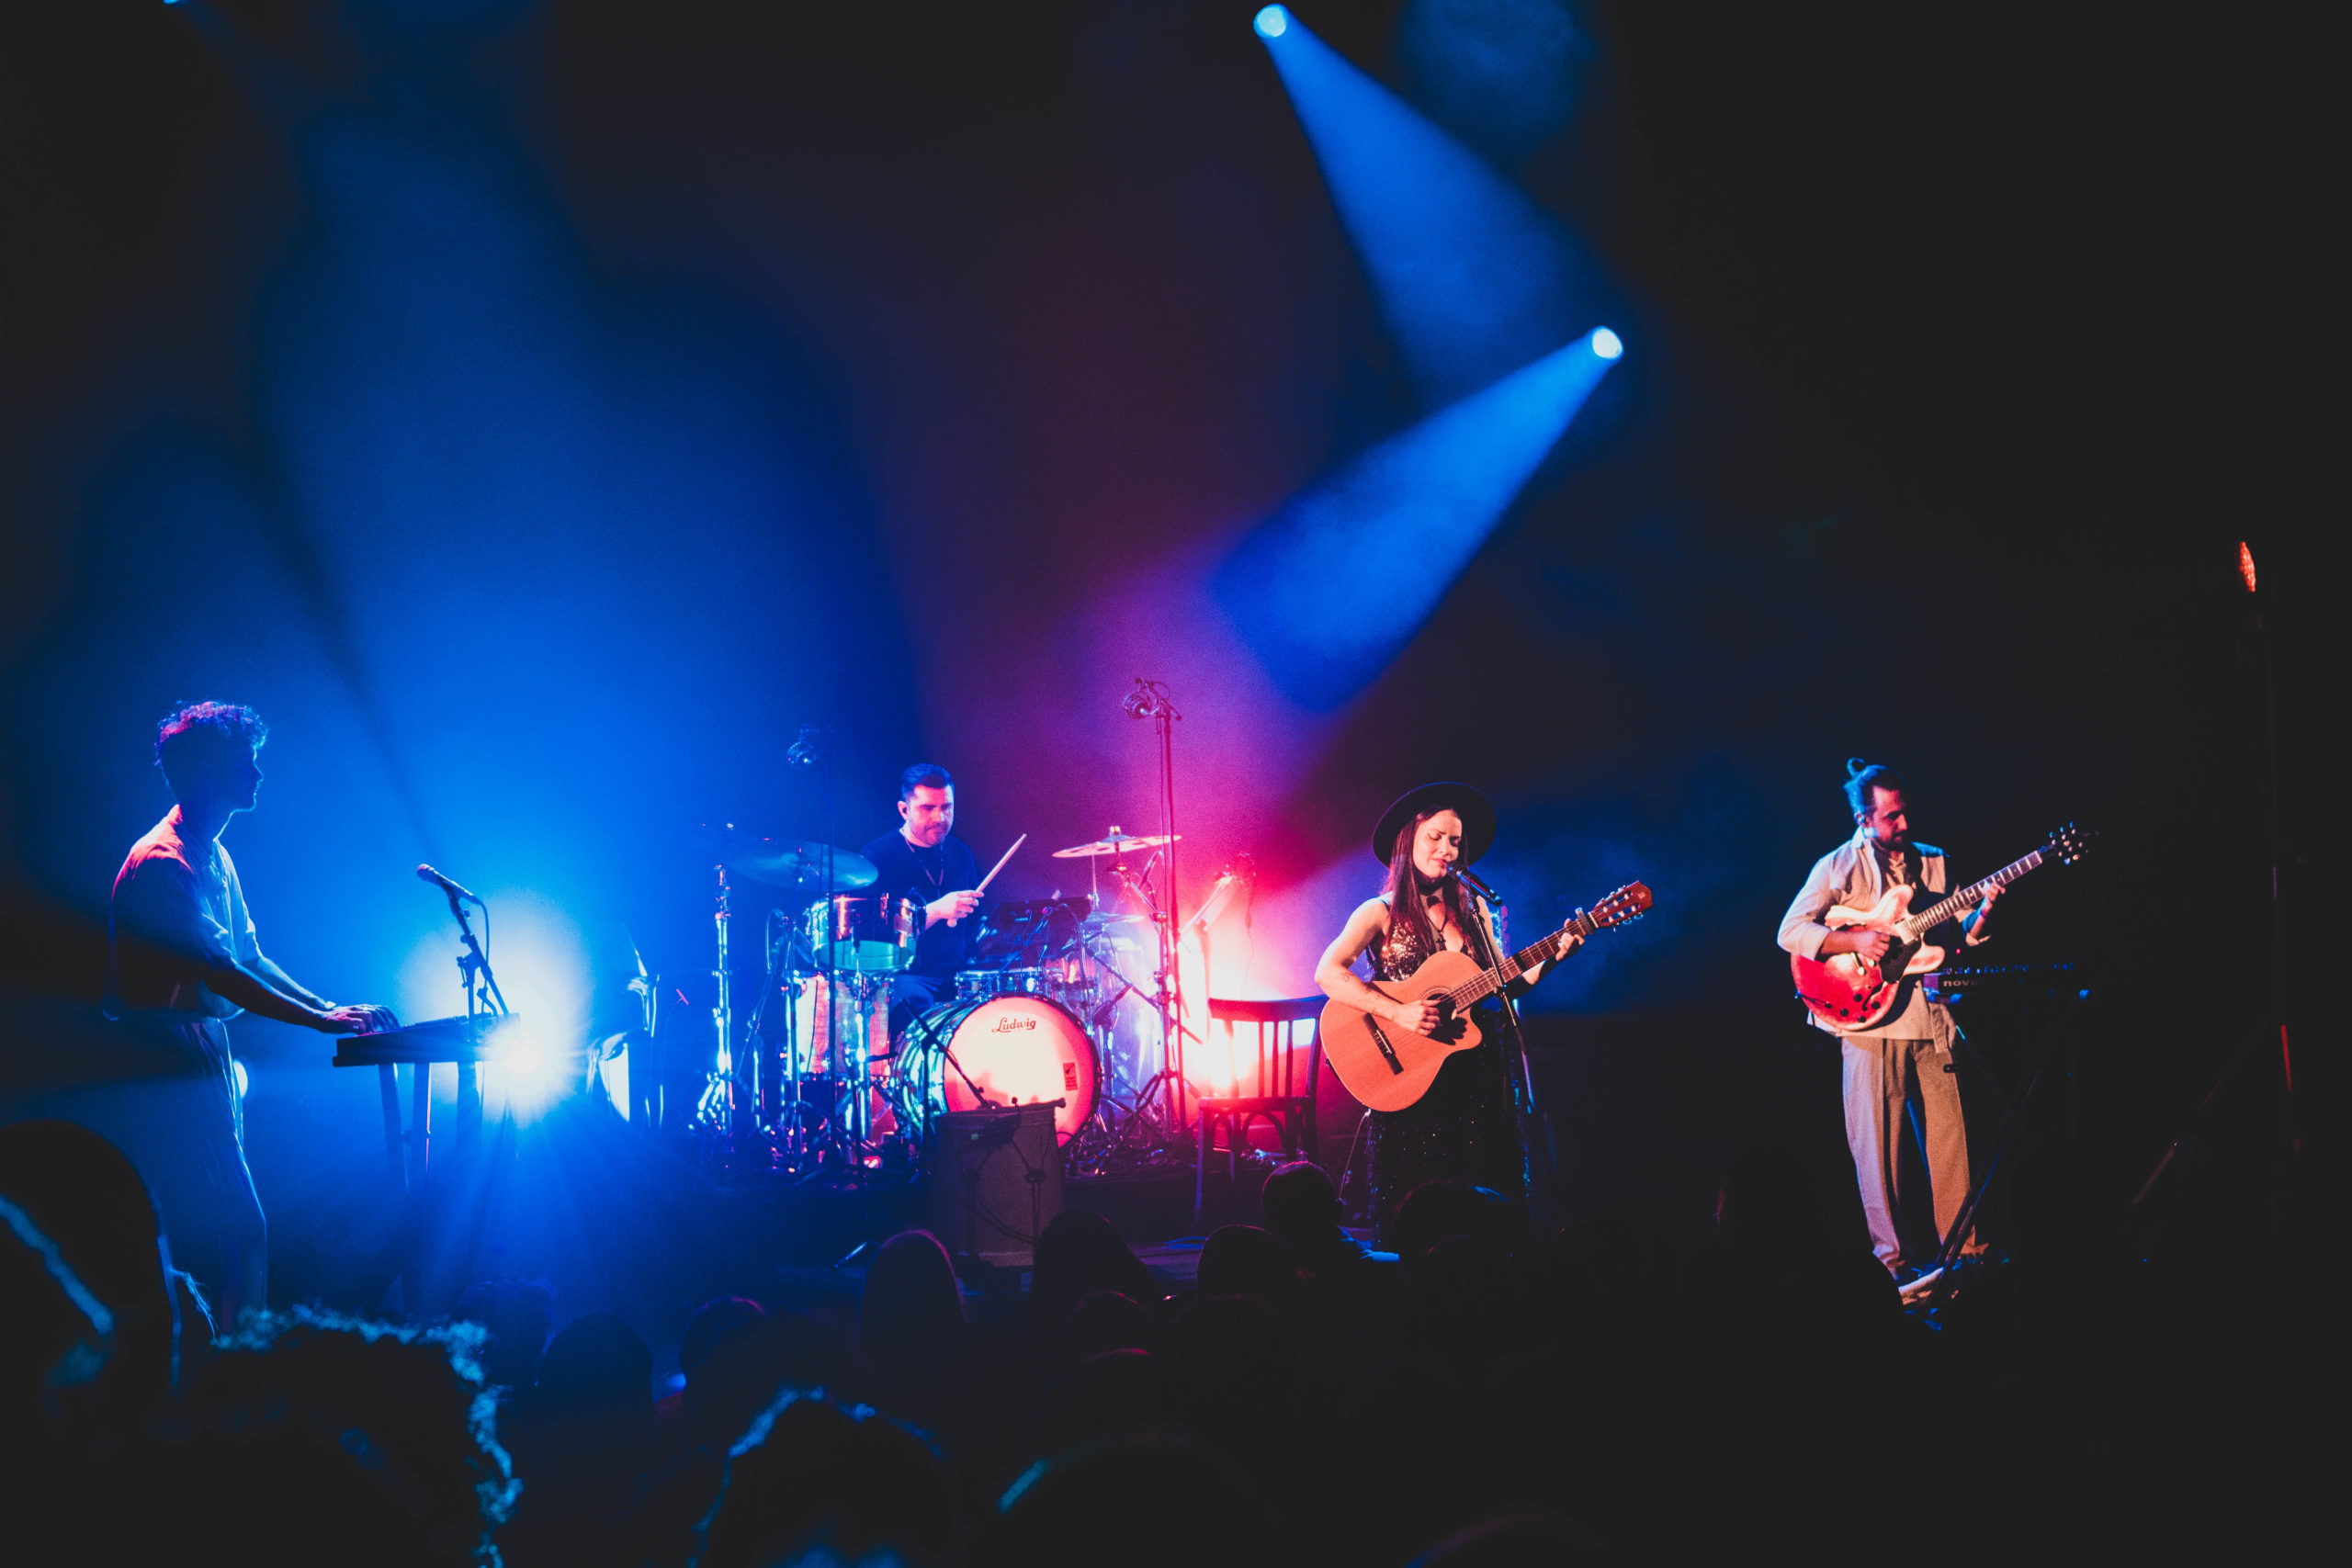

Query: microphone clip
<box><xmin>1455</xmin><ymin>868</ymin><xmax>1504</xmax><ymax>906</ymax></box>
<box><xmin>1121</xmin><ymin>678</ymin><xmax>1180</xmax><ymax>722</ymax></box>
<box><xmin>786</xmin><ymin>724</ymin><xmax>829</xmax><ymax>768</ymax></box>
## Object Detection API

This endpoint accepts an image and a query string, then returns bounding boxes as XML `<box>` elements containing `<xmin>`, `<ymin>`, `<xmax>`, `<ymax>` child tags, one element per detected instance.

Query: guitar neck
<box><xmin>1901</xmin><ymin>848</ymin><xmax>2044</xmax><ymax>936</ymax></box>
<box><xmin>1436</xmin><ymin>910</ymin><xmax>1600</xmax><ymax>1012</ymax></box>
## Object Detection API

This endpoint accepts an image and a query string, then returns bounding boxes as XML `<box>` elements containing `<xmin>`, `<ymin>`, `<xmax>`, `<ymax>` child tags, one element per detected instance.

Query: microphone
<box><xmin>1454</xmin><ymin>867</ymin><xmax>1504</xmax><ymax>905</ymax></box>
<box><xmin>416</xmin><ymin>864</ymin><xmax>484</xmax><ymax>906</ymax></box>
<box><xmin>1121</xmin><ymin>678</ymin><xmax>1180</xmax><ymax>721</ymax></box>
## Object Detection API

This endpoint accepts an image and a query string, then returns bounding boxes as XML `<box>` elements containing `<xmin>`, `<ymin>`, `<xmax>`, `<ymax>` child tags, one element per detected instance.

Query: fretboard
<box><xmin>1899</xmin><ymin>849</ymin><xmax>2044</xmax><ymax>937</ymax></box>
<box><xmin>1439</xmin><ymin>908</ymin><xmax>1605</xmax><ymax>1011</ymax></box>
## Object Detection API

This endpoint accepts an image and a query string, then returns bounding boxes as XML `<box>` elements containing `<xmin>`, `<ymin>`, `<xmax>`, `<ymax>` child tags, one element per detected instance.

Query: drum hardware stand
<box><xmin>696</xmin><ymin>860</ymin><xmax>741</xmax><ymax>1151</ymax></box>
<box><xmin>754</xmin><ymin>908</ymin><xmax>820</xmax><ymax>1169</ymax></box>
<box><xmin>1115</xmin><ymin>842</ymin><xmax>1200</xmax><ymax>1152</ymax></box>
<box><xmin>621</xmin><ymin>934</ymin><xmax>663</xmax><ymax>1127</ymax></box>
<box><xmin>1065</xmin><ymin>844</ymin><xmax>1202</xmax><ymax>1168</ymax></box>
<box><xmin>804</xmin><ymin>723</ymin><xmax>842</xmax><ymax>1137</ymax></box>
<box><xmin>789</xmin><ymin>721</ymin><xmax>883</xmax><ymax>1179</ymax></box>
<box><xmin>1087</xmin><ymin>945</ymin><xmax>1196</xmax><ymax>1088</ymax></box>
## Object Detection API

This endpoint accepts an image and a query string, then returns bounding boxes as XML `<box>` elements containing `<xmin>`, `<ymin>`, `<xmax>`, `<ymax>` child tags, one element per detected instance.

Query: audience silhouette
<box><xmin>0</xmin><ymin>1122</ymin><xmax>2310</xmax><ymax>1563</ymax></box>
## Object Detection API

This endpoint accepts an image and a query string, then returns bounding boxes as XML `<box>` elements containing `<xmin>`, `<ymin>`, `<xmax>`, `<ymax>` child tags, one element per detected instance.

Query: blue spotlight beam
<box><xmin>1212</xmin><ymin>331</ymin><xmax>1621</xmax><ymax>710</ymax></box>
<box><xmin>1260</xmin><ymin>15</ymin><xmax>1602</xmax><ymax>410</ymax></box>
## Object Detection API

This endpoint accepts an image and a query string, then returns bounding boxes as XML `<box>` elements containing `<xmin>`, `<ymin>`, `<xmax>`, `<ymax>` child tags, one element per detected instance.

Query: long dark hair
<box><xmin>1384</xmin><ymin>809</ymin><xmax>1473</xmax><ymax>959</ymax></box>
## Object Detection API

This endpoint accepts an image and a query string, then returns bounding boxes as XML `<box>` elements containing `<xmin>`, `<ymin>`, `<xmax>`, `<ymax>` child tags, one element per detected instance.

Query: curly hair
<box><xmin>153</xmin><ymin>701</ymin><xmax>268</xmax><ymax>792</ymax></box>
<box><xmin>170</xmin><ymin>1305</ymin><xmax>517</xmax><ymax>1566</ymax></box>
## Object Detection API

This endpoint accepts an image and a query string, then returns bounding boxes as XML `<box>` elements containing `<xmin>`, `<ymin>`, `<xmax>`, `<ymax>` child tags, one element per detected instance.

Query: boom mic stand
<box><xmin>441</xmin><ymin>883</ymin><xmax>508</xmax><ymax>1143</ymax></box>
<box><xmin>444</xmin><ymin>886</ymin><xmax>511</xmax><ymax>1025</ymax></box>
<box><xmin>1121</xmin><ymin>678</ymin><xmax>1189</xmax><ymax>1144</ymax></box>
<box><xmin>1458</xmin><ymin>877</ymin><xmax>1560</xmax><ymax>1233</ymax></box>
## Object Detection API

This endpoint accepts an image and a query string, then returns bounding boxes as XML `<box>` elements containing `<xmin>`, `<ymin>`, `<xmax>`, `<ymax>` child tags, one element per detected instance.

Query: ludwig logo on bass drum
<box><xmin>990</xmin><ymin>1015</ymin><xmax>1038</xmax><ymax>1033</ymax></box>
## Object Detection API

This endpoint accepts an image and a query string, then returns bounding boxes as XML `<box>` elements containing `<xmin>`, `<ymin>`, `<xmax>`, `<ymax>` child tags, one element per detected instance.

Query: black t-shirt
<box><xmin>860</xmin><ymin>830</ymin><xmax>986</xmax><ymax>977</ymax></box>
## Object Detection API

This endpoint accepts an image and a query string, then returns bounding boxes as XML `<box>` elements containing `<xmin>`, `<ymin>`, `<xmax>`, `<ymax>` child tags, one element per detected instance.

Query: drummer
<box><xmin>861</xmin><ymin>763</ymin><xmax>989</xmax><ymax>1041</ymax></box>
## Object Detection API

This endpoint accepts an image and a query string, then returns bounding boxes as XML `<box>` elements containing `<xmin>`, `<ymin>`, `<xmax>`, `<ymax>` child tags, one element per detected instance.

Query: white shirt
<box><xmin>109</xmin><ymin>806</ymin><xmax>262</xmax><ymax>1018</ymax></box>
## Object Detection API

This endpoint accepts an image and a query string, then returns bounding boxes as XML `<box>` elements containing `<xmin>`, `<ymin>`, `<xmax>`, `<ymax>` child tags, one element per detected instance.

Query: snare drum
<box><xmin>802</xmin><ymin>893</ymin><xmax>921</xmax><ymax>974</ymax></box>
<box><xmin>899</xmin><ymin>994</ymin><xmax>1099</xmax><ymax>1146</ymax></box>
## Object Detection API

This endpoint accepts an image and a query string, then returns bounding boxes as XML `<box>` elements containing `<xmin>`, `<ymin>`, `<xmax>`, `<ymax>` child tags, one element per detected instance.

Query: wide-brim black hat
<box><xmin>1372</xmin><ymin>783</ymin><xmax>1497</xmax><ymax>868</ymax></box>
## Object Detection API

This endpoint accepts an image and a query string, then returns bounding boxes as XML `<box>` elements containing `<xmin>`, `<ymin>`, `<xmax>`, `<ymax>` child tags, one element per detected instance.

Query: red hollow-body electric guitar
<box><xmin>1321</xmin><ymin>883</ymin><xmax>1654</xmax><ymax>1112</ymax></box>
<box><xmin>1791</xmin><ymin>824</ymin><xmax>2087</xmax><ymax>1030</ymax></box>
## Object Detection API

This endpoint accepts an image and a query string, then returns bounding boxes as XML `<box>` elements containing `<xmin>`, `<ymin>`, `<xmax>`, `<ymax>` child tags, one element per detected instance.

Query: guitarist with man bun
<box><xmin>1315</xmin><ymin>784</ymin><xmax>1579</xmax><ymax>1244</ymax></box>
<box><xmin>1779</xmin><ymin>760</ymin><xmax>1998</xmax><ymax>1280</ymax></box>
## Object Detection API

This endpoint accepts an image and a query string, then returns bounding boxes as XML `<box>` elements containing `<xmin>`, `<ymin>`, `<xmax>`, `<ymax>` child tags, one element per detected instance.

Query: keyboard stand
<box><xmin>334</xmin><ymin>1018</ymin><xmax>500</xmax><ymax>1308</ymax></box>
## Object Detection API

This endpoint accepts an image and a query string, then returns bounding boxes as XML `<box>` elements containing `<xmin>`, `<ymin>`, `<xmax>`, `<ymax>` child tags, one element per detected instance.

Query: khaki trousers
<box><xmin>1839</xmin><ymin>1036</ymin><xmax>1972</xmax><ymax>1272</ymax></box>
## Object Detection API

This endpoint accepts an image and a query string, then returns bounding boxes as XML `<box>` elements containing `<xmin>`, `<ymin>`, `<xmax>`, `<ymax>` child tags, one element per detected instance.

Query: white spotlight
<box><xmin>1591</xmin><ymin>327</ymin><xmax>1623</xmax><ymax>360</ymax></box>
<box><xmin>1255</xmin><ymin>6</ymin><xmax>1290</xmax><ymax>39</ymax></box>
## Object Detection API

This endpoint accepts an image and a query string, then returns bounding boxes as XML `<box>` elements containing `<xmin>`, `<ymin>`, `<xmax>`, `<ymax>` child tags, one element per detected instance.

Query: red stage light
<box><xmin>2238</xmin><ymin>540</ymin><xmax>2256</xmax><ymax>593</ymax></box>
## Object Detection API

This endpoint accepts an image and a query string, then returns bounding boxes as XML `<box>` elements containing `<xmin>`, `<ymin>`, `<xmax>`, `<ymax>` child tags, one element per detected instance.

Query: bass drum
<box><xmin>904</xmin><ymin>994</ymin><xmax>1098</xmax><ymax>1146</ymax></box>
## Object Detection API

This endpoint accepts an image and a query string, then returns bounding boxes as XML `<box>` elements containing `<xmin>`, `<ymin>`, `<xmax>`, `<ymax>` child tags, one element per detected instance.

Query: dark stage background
<box><xmin>1</xmin><ymin>1</ymin><xmax>2325</xmax><ymax>1282</ymax></box>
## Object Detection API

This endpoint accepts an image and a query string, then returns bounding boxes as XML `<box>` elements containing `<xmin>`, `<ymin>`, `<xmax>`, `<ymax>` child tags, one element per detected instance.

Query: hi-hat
<box><xmin>1051</xmin><ymin>831</ymin><xmax>1182</xmax><ymax>860</ymax></box>
<box><xmin>708</xmin><ymin>827</ymin><xmax>877</xmax><ymax>891</ymax></box>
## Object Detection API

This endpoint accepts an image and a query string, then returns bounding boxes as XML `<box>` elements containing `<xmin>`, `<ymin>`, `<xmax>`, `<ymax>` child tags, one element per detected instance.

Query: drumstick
<box><xmin>975</xmin><ymin>833</ymin><xmax>1027</xmax><ymax>895</ymax></box>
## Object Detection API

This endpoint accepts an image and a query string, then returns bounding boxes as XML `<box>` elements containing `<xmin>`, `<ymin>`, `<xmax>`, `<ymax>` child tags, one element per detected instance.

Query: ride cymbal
<box><xmin>709</xmin><ymin>827</ymin><xmax>878</xmax><ymax>891</ymax></box>
<box><xmin>1050</xmin><ymin>831</ymin><xmax>1181</xmax><ymax>860</ymax></box>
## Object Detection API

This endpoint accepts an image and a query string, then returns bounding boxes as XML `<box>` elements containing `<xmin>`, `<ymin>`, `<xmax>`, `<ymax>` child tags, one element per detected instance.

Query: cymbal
<box><xmin>712</xmin><ymin>829</ymin><xmax>877</xmax><ymax>891</ymax></box>
<box><xmin>1051</xmin><ymin>831</ymin><xmax>1182</xmax><ymax>860</ymax></box>
<box><xmin>1081</xmin><ymin>912</ymin><xmax>1154</xmax><ymax>936</ymax></box>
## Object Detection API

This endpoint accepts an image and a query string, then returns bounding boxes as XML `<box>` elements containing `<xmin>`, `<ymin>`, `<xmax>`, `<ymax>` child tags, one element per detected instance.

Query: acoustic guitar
<box><xmin>1320</xmin><ymin>883</ymin><xmax>1654</xmax><ymax>1112</ymax></box>
<box><xmin>1791</xmin><ymin>823</ymin><xmax>2087</xmax><ymax>1030</ymax></box>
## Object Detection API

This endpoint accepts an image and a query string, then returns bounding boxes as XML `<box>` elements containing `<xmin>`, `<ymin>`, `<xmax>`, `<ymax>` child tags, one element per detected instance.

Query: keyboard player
<box><xmin>107</xmin><ymin>701</ymin><xmax>396</xmax><ymax>1320</ymax></box>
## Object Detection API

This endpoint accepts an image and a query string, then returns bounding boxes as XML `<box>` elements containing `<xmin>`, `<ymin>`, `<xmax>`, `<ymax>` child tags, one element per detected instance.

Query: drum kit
<box><xmin>693</xmin><ymin>822</ymin><xmax>1201</xmax><ymax>1180</ymax></box>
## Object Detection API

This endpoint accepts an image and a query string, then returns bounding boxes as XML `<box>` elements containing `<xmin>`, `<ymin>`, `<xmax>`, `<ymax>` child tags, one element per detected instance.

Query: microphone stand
<box><xmin>445</xmin><ymin>888</ymin><xmax>508</xmax><ymax>1145</ymax></box>
<box><xmin>447</xmin><ymin>891</ymin><xmax>511</xmax><ymax>1022</ymax></box>
<box><xmin>1122</xmin><ymin>679</ymin><xmax>1187</xmax><ymax>1143</ymax></box>
<box><xmin>1458</xmin><ymin>874</ymin><xmax>1560</xmax><ymax>1233</ymax></box>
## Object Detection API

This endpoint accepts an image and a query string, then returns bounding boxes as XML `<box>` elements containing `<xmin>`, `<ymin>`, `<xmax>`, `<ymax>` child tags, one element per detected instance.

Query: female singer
<box><xmin>1314</xmin><ymin>783</ymin><xmax>1579</xmax><ymax>1242</ymax></box>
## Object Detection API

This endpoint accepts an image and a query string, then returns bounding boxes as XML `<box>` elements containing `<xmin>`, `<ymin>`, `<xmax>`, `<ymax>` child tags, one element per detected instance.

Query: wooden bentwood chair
<box><xmin>1193</xmin><ymin>995</ymin><xmax>1328</xmax><ymax>1227</ymax></box>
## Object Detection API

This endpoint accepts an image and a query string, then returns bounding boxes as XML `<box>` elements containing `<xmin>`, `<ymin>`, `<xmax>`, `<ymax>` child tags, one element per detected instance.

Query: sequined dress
<box><xmin>1363</xmin><ymin>900</ymin><xmax>1526</xmax><ymax>1244</ymax></box>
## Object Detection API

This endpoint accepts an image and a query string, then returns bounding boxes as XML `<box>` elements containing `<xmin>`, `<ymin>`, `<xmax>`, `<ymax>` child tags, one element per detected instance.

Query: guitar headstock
<box><xmin>2045</xmin><ymin>823</ymin><xmax>2092</xmax><ymax>865</ymax></box>
<box><xmin>1585</xmin><ymin>882</ymin><xmax>1655</xmax><ymax>930</ymax></box>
